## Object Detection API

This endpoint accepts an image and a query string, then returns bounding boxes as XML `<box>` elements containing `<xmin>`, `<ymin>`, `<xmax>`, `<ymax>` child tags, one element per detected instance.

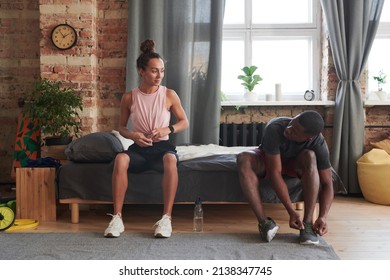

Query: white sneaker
<box><xmin>104</xmin><ymin>213</ymin><xmax>125</xmax><ymax>238</ymax></box>
<box><xmin>153</xmin><ymin>214</ymin><xmax>172</xmax><ymax>238</ymax></box>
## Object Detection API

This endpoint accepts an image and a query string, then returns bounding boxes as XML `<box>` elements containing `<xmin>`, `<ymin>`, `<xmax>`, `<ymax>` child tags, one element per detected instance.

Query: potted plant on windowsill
<box><xmin>373</xmin><ymin>70</ymin><xmax>387</xmax><ymax>101</ymax></box>
<box><xmin>22</xmin><ymin>78</ymin><xmax>83</xmax><ymax>159</ymax></box>
<box><xmin>237</xmin><ymin>65</ymin><xmax>263</xmax><ymax>101</ymax></box>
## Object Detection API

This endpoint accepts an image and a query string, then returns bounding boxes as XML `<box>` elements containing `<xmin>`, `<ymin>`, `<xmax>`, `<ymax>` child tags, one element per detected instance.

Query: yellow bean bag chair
<box><xmin>357</xmin><ymin>148</ymin><xmax>390</xmax><ymax>205</ymax></box>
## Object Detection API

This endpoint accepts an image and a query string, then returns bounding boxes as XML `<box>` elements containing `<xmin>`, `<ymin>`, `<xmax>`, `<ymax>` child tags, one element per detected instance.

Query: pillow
<box><xmin>65</xmin><ymin>132</ymin><xmax>123</xmax><ymax>162</ymax></box>
<box><xmin>370</xmin><ymin>137</ymin><xmax>390</xmax><ymax>155</ymax></box>
<box><xmin>111</xmin><ymin>130</ymin><xmax>134</xmax><ymax>150</ymax></box>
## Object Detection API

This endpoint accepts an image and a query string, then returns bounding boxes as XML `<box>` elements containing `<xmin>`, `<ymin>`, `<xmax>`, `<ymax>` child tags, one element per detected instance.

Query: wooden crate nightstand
<box><xmin>16</xmin><ymin>167</ymin><xmax>57</xmax><ymax>222</ymax></box>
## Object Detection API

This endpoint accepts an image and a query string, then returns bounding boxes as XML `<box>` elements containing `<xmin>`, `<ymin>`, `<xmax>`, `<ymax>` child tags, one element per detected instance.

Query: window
<box><xmin>367</xmin><ymin>1</ymin><xmax>390</xmax><ymax>97</ymax></box>
<box><xmin>222</xmin><ymin>0</ymin><xmax>321</xmax><ymax>101</ymax></box>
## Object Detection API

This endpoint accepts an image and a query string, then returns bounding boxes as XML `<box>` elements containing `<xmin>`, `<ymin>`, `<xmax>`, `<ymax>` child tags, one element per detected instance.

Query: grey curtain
<box><xmin>126</xmin><ymin>0</ymin><xmax>225</xmax><ymax>145</ymax></box>
<box><xmin>321</xmin><ymin>0</ymin><xmax>384</xmax><ymax>193</ymax></box>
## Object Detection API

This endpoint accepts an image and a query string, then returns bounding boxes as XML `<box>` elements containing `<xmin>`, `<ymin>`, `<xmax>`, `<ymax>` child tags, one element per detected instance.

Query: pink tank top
<box><xmin>130</xmin><ymin>86</ymin><xmax>170</xmax><ymax>141</ymax></box>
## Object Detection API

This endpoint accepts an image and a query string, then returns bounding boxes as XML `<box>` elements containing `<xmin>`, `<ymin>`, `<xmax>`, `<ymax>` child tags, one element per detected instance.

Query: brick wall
<box><xmin>39</xmin><ymin>0</ymin><xmax>128</xmax><ymax>133</ymax></box>
<box><xmin>0</xmin><ymin>0</ymin><xmax>127</xmax><ymax>182</ymax></box>
<box><xmin>0</xmin><ymin>0</ymin><xmax>40</xmax><ymax>182</ymax></box>
<box><xmin>365</xmin><ymin>106</ymin><xmax>390</xmax><ymax>150</ymax></box>
<box><xmin>0</xmin><ymin>1</ymin><xmax>389</xmax><ymax>182</ymax></box>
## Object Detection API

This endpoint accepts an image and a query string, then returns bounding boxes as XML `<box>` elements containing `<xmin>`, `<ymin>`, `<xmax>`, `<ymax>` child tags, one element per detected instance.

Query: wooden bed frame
<box><xmin>59</xmin><ymin>198</ymin><xmax>309</xmax><ymax>224</ymax></box>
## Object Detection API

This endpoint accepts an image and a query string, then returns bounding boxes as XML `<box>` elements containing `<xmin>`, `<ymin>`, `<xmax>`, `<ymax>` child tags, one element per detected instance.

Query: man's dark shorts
<box><xmin>253</xmin><ymin>147</ymin><xmax>298</xmax><ymax>178</ymax></box>
<box><xmin>119</xmin><ymin>140</ymin><xmax>177</xmax><ymax>173</ymax></box>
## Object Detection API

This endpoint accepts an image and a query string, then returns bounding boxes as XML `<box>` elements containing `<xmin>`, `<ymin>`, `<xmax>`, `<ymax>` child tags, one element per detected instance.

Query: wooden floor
<box><xmin>22</xmin><ymin>195</ymin><xmax>390</xmax><ymax>260</ymax></box>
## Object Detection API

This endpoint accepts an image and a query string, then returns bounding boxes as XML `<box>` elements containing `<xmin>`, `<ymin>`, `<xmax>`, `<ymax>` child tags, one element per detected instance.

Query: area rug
<box><xmin>0</xmin><ymin>232</ymin><xmax>339</xmax><ymax>260</ymax></box>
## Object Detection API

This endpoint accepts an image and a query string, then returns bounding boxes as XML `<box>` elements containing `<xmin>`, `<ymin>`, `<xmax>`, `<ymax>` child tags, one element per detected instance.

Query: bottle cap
<box><xmin>195</xmin><ymin>196</ymin><xmax>202</xmax><ymax>205</ymax></box>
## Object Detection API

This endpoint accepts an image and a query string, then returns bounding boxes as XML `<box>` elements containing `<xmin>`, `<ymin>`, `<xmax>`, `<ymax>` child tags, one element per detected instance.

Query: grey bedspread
<box><xmin>57</xmin><ymin>154</ymin><xmax>306</xmax><ymax>204</ymax></box>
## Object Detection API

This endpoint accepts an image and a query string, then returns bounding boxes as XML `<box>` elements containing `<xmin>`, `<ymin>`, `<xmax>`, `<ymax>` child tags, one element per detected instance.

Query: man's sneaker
<box><xmin>153</xmin><ymin>214</ymin><xmax>172</xmax><ymax>238</ymax></box>
<box><xmin>104</xmin><ymin>213</ymin><xmax>125</xmax><ymax>238</ymax></box>
<box><xmin>299</xmin><ymin>222</ymin><xmax>319</xmax><ymax>245</ymax></box>
<box><xmin>258</xmin><ymin>217</ymin><xmax>279</xmax><ymax>242</ymax></box>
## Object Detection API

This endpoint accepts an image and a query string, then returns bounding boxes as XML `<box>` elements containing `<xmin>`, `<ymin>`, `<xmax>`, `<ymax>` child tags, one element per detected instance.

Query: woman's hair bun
<box><xmin>140</xmin><ymin>39</ymin><xmax>156</xmax><ymax>54</ymax></box>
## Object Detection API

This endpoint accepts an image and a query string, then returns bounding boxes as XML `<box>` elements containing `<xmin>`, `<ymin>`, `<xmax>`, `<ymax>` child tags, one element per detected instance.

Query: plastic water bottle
<box><xmin>193</xmin><ymin>197</ymin><xmax>203</xmax><ymax>232</ymax></box>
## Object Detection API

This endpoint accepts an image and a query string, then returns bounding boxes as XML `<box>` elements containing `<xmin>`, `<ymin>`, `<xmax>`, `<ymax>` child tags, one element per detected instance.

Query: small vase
<box><xmin>244</xmin><ymin>91</ymin><xmax>258</xmax><ymax>101</ymax></box>
<box><xmin>375</xmin><ymin>90</ymin><xmax>387</xmax><ymax>101</ymax></box>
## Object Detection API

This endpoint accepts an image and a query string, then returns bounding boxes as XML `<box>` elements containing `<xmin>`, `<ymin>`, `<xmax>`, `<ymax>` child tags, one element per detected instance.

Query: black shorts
<box><xmin>253</xmin><ymin>147</ymin><xmax>298</xmax><ymax>178</ymax></box>
<box><xmin>120</xmin><ymin>140</ymin><xmax>177</xmax><ymax>173</ymax></box>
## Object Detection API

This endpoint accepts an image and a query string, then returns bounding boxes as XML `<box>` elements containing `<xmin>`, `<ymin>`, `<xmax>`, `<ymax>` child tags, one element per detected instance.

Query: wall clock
<box><xmin>51</xmin><ymin>24</ymin><xmax>77</xmax><ymax>50</ymax></box>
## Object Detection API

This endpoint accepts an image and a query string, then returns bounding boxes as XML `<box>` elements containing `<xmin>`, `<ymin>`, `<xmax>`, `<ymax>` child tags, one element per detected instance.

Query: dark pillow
<box><xmin>65</xmin><ymin>132</ymin><xmax>123</xmax><ymax>162</ymax></box>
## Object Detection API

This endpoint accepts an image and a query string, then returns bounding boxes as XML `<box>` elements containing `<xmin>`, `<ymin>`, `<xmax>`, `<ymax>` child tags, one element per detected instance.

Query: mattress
<box><xmin>57</xmin><ymin>153</ymin><xmax>304</xmax><ymax>204</ymax></box>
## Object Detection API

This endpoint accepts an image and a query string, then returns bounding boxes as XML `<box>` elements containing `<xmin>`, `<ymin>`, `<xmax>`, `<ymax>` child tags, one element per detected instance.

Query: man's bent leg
<box><xmin>296</xmin><ymin>149</ymin><xmax>320</xmax><ymax>223</ymax></box>
<box><xmin>237</xmin><ymin>151</ymin><xmax>279</xmax><ymax>242</ymax></box>
<box><xmin>296</xmin><ymin>149</ymin><xmax>320</xmax><ymax>244</ymax></box>
<box><xmin>237</xmin><ymin>151</ymin><xmax>266</xmax><ymax>221</ymax></box>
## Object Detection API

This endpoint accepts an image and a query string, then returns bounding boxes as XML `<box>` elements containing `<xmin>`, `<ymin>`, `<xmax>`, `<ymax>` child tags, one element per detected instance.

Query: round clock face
<box><xmin>51</xmin><ymin>24</ymin><xmax>77</xmax><ymax>50</ymax></box>
<box><xmin>304</xmin><ymin>90</ymin><xmax>315</xmax><ymax>101</ymax></box>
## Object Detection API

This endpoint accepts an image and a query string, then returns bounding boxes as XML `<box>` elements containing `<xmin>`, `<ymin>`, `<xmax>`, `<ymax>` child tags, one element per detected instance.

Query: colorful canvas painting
<box><xmin>13</xmin><ymin>116</ymin><xmax>41</xmax><ymax>169</ymax></box>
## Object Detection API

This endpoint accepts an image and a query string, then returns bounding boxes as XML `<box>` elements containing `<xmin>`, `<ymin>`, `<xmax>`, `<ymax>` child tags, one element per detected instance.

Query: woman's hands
<box><xmin>132</xmin><ymin>127</ymin><xmax>171</xmax><ymax>147</ymax></box>
<box><xmin>149</xmin><ymin>127</ymin><xmax>171</xmax><ymax>141</ymax></box>
<box><xmin>132</xmin><ymin>132</ymin><xmax>153</xmax><ymax>147</ymax></box>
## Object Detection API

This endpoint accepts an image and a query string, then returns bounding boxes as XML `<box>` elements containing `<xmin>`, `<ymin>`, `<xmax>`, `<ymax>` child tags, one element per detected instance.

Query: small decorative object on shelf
<box><xmin>372</xmin><ymin>70</ymin><xmax>387</xmax><ymax>101</ymax></box>
<box><xmin>304</xmin><ymin>90</ymin><xmax>315</xmax><ymax>101</ymax></box>
<box><xmin>238</xmin><ymin>65</ymin><xmax>263</xmax><ymax>102</ymax></box>
<box><xmin>275</xmin><ymin>83</ymin><xmax>282</xmax><ymax>101</ymax></box>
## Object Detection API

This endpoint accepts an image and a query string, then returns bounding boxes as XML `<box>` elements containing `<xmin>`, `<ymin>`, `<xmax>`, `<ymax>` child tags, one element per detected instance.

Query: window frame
<box><xmin>367</xmin><ymin>10</ymin><xmax>390</xmax><ymax>95</ymax></box>
<box><xmin>222</xmin><ymin>0</ymin><xmax>322</xmax><ymax>101</ymax></box>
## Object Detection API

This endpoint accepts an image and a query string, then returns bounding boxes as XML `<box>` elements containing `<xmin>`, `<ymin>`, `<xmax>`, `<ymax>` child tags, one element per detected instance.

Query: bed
<box><xmin>57</xmin><ymin>131</ymin><xmax>346</xmax><ymax>223</ymax></box>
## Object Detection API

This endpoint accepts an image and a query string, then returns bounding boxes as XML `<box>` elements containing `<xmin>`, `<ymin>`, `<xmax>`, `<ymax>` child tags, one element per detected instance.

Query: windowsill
<box><xmin>220</xmin><ymin>100</ymin><xmax>390</xmax><ymax>107</ymax></box>
<box><xmin>364</xmin><ymin>100</ymin><xmax>390</xmax><ymax>106</ymax></box>
<box><xmin>221</xmin><ymin>100</ymin><xmax>335</xmax><ymax>107</ymax></box>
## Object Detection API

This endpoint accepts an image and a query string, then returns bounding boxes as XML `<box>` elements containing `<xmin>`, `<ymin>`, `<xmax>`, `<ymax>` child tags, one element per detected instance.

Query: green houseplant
<box><xmin>237</xmin><ymin>65</ymin><xmax>263</xmax><ymax>101</ymax></box>
<box><xmin>23</xmin><ymin>78</ymin><xmax>83</xmax><ymax>145</ymax></box>
<box><xmin>373</xmin><ymin>70</ymin><xmax>386</xmax><ymax>91</ymax></box>
<box><xmin>372</xmin><ymin>70</ymin><xmax>387</xmax><ymax>101</ymax></box>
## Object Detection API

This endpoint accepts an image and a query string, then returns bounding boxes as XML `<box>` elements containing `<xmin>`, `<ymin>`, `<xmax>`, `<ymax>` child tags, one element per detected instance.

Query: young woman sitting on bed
<box><xmin>104</xmin><ymin>39</ymin><xmax>189</xmax><ymax>238</ymax></box>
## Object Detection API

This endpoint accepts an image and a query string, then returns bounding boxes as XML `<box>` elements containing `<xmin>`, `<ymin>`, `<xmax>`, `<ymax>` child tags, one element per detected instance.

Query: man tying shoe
<box><xmin>236</xmin><ymin>110</ymin><xmax>333</xmax><ymax>245</ymax></box>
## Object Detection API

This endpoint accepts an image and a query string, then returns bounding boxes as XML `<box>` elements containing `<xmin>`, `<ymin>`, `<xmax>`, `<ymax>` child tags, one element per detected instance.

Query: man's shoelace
<box><xmin>303</xmin><ymin>222</ymin><xmax>315</xmax><ymax>234</ymax></box>
<box><xmin>260</xmin><ymin>218</ymin><xmax>275</xmax><ymax>229</ymax></box>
